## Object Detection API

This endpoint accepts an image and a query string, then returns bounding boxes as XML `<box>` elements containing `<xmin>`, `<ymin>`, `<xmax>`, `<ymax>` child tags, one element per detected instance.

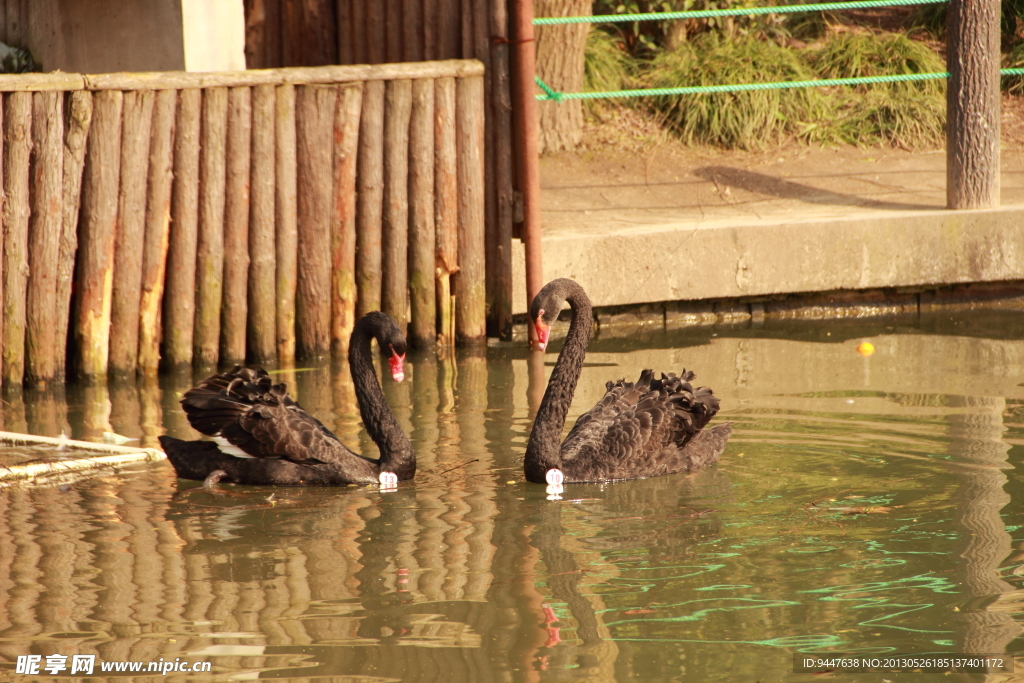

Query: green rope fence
<box><xmin>536</xmin><ymin>69</ymin><xmax>1024</xmax><ymax>101</ymax></box>
<box><xmin>533</xmin><ymin>0</ymin><xmax>946</xmax><ymax>24</ymax></box>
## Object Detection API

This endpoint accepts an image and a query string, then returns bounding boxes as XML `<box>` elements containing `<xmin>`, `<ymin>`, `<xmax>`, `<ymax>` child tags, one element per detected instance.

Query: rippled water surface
<box><xmin>2</xmin><ymin>317</ymin><xmax>1024</xmax><ymax>682</ymax></box>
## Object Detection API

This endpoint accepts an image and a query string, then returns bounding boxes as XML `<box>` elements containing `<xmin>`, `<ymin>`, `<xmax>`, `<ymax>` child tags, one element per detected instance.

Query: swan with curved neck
<box><xmin>160</xmin><ymin>311</ymin><xmax>414</xmax><ymax>487</ymax></box>
<box><xmin>525</xmin><ymin>279</ymin><xmax>732</xmax><ymax>492</ymax></box>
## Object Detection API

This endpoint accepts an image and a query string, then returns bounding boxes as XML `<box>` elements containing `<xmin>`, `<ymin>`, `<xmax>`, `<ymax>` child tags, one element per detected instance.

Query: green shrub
<box><xmin>642</xmin><ymin>33</ymin><xmax>836</xmax><ymax>148</ymax></box>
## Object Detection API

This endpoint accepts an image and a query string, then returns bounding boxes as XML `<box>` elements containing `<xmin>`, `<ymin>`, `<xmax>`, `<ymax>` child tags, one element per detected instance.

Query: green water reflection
<box><xmin>0</xmin><ymin>318</ymin><xmax>1023</xmax><ymax>681</ymax></box>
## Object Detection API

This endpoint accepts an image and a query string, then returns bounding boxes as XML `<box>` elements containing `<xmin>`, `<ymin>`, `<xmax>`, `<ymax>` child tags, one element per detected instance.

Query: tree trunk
<box><xmin>534</xmin><ymin>0</ymin><xmax>589</xmax><ymax>154</ymax></box>
<box><xmin>946</xmin><ymin>0</ymin><xmax>1000</xmax><ymax>209</ymax></box>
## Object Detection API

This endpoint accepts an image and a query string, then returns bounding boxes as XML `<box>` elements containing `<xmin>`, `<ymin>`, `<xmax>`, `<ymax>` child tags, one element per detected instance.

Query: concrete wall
<box><xmin>24</xmin><ymin>0</ymin><xmax>244</xmax><ymax>74</ymax></box>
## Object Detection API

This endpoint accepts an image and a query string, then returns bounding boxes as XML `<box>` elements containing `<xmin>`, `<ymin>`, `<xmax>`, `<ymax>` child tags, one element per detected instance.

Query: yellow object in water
<box><xmin>857</xmin><ymin>342</ymin><xmax>875</xmax><ymax>357</ymax></box>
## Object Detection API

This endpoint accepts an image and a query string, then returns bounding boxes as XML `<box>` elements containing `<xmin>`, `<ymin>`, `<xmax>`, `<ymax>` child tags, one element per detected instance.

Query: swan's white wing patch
<box><xmin>213</xmin><ymin>436</ymin><xmax>255</xmax><ymax>458</ymax></box>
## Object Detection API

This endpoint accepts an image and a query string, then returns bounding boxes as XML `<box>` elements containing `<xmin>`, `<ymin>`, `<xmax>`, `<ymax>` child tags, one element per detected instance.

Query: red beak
<box><xmin>389</xmin><ymin>351</ymin><xmax>405</xmax><ymax>382</ymax></box>
<box><xmin>534</xmin><ymin>321</ymin><xmax>550</xmax><ymax>351</ymax></box>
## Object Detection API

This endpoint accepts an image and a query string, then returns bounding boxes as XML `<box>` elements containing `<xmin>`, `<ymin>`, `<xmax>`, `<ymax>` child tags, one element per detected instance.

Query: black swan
<box><xmin>159</xmin><ymin>311</ymin><xmax>414</xmax><ymax>488</ymax></box>
<box><xmin>525</xmin><ymin>279</ymin><xmax>732</xmax><ymax>494</ymax></box>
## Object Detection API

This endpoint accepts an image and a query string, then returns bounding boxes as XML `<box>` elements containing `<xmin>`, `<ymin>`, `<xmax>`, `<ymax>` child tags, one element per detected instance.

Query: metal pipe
<box><xmin>512</xmin><ymin>0</ymin><xmax>544</xmax><ymax>344</ymax></box>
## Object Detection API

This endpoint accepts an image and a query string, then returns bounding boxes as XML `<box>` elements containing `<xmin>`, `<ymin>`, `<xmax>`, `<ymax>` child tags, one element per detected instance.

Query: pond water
<box><xmin>1</xmin><ymin>315</ymin><xmax>1024</xmax><ymax>682</ymax></box>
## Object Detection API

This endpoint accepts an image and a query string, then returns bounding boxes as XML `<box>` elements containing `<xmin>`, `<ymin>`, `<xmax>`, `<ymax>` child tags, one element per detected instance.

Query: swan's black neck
<box><xmin>348</xmin><ymin>314</ymin><xmax>415</xmax><ymax>478</ymax></box>
<box><xmin>525</xmin><ymin>280</ymin><xmax>593</xmax><ymax>483</ymax></box>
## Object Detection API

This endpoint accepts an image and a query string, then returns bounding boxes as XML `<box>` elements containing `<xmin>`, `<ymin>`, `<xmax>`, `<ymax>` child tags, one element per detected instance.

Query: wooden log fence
<box><xmin>0</xmin><ymin>60</ymin><xmax>486</xmax><ymax>384</ymax></box>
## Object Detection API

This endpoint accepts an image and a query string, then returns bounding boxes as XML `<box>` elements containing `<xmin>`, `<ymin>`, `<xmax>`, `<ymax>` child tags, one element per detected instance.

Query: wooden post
<box><xmin>513</xmin><ymin>0</ymin><xmax>544</xmax><ymax>340</ymax></box>
<box><xmin>26</xmin><ymin>90</ymin><xmax>64</xmax><ymax>386</ymax></box>
<box><xmin>438</xmin><ymin>0</ymin><xmax>459</xmax><ymax>59</ymax></box>
<box><xmin>434</xmin><ymin>77</ymin><xmax>459</xmax><ymax>346</ymax></box>
<box><xmin>356</xmin><ymin>80</ymin><xmax>385</xmax><ymax>318</ymax></box>
<box><xmin>337</xmin><ymin>0</ymin><xmax>354</xmax><ymax>65</ymax></box>
<box><xmin>194</xmin><ymin>87</ymin><xmax>229</xmax><ymax>368</ymax></box>
<box><xmin>221</xmin><ymin>86</ymin><xmax>253</xmax><ymax>365</ymax></box>
<box><xmin>331</xmin><ymin>83</ymin><xmax>363</xmax><ymax>356</ymax></box>
<box><xmin>109</xmin><ymin>90</ymin><xmax>154</xmax><ymax>379</ymax></box>
<box><xmin>3</xmin><ymin>91</ymin><xmax>30</xmax><ymax>386</ymax></box>
<box><xmin>366</xmin><ymin>0</ymin><xmax>385</xmax><ymax>63</ymax></box>
<box><xmin>455</xmin><ymin>74</ymin><xmax>486</xmax><ymax>343</ymax></box>
<box><xmin>295</xmin><ymin>84</ymin><xmax>337</xmax><ymax>359</ymax></box>
<box><xmin>56</xmin><ymin>91</ymin><xmax>93</xmax><ymax>380</ymax></box>
<box><xmin>382</xmin><ymin>79</ymin><xmax>413</xmax><ymax>334</ymax></box>
<box><xmin>248</xmin><ymin>84</ymin><xmax>277</xmax><ymax>363</ymax></box>
<box><xmin>350</xmin><ymin>0</ymin><xmax>367</xmax><ymax>65</ymax></box>
<box><xmin>386</xmin><ymin>0</ymin><xmax>403</xmax><ymax>63</ymax></box>
<box><xmin>75</xmin><ymin>90</ymin><xmax>123</xmax><ymax>379</ymax></box>
<box><xmin>275</xmin><ymin>84</ymin><xmax>298</xmax><ymax>364</ymax></box>
<box><xmin>402</xmin><ymin>0</ymin><xmax>423</xmax><ymax>62</ymax></box>
<box><xmin>489</xmin><ymin>0</ymin><xmax>515</xmax><ymax>340</ymax></box>
<box><xmin>163</xmin><ymin>88</ymin><xmax>202</xmax><ymax>370</ymax></box>
<box><xmin>409</xmin><ymin>78</ymin><xmax>437</xmax><ymax>349</ymax></box>
<box><xmin>946</xmin><ymin>0</ymin><xmax>1001</xmax><ymax>209</ymax></box>
<box><xmin>138</xmin><ymin>89</ymin><xmax>177</xmax><ymax>376</ymax></box>
<box><xmin>423</xmin><ymin>0</ymin><xmax>437</xmax><ymax>60</ymax></box>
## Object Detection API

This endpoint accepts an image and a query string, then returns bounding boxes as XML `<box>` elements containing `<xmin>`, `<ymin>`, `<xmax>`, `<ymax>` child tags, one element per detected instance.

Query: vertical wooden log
<box><xmin>248</xmin><ymin>84</ymin><xmax>277</xmax><ymax>363</ymax></box>
<box><xmin>221</xmin><ymin>87</ymin><xmax>252</xmax><ymax>365</ymax></box>
<box><xmin>265</xmin><ymin>0</ymin><xmax>283</xmax><ymax>67</ymax></box>
<box><xmin>3</xmin><ymin>91</ymin><xmax>30</xmax><ymax>386</ymax></box>
<box><xmin>423</xmin><ymin>0</ymin><xmax>437</xmax><ymax>60</ymax></box>
<box><xmin>138</xmin><ymin>89</ymin><xmax>177</xmax><ymax>376</ymax></box>
<box><xmin>946</xmin><ymin>0</ymin><xmax>1001</xmax><ymax>209</ymax></box>
<box><xmin>56</xmin><ymin>91</ymin><xmax>93</xmax><ymax>380</ymax></box>
<box><xmin>295</xmin><ymin>85</ymin><xmax>336</xmax><ymax>359</ymax></box>
<box><xmin>350</xmin><ymin>0</ymin><xmax>366</xmax><ymax>65</ymax></box>
<box><xmin>356</xmin><ymin>80</ymin><xmax>385</xmax><ymax>318</ymax></box>
<box><xmin>366</xmin><ymin>0</ymin><xmax>385</xmax><ymax>63</ymax></box>
<box><xmin>331</xmin><ymin>83</ymin><xmax>363</xmax><ymax>356</ymax></box>
<box><xmin>74</xmin><ymin>90</ymin><xmax>123</xmax><ymax>379</ymax></box>
<box><xmin>109</xmin><ymin>89</ymin><xmax>154</xmax><ymax>378</ymax></box>
<box><xmin>5</xmin><ymin>0</ymin><xmax>21</xmax><ymax>47</ymax></box>
<box><xmin>382</xmin><ymin>79</ymin><xmax>412</xmax><ymax>334</ymax></box>
<box><xmin>162</xmin><ymin>88</ymin><xmax>202</xmax><ymax>370</ymax></box>
<box><xmin>439</xmin><ymin>0</ymin><xmax>460</xmax><ymax>59</ymax></box>
<box><xmin>336</xmin><ymin>0</ymin><xmax>353</xmax><ymax>65</ymax></box>
<box><xmin>244</xmin><ymin>0</ymin><xmax>268</xmax><ymax>69</ymax></box>
<box><xmin>386</xmin><ymin>0</ymin><xmax>403</xmax><ymax>63</ymax></box>
<box><xmin>455</xmin><ymin>74</ymin><xmax>486</xmax><ymax>342</ymax></box>
<box><xmin>194</xmin><ymin>87</ymin><xmax>228</xmax><ymax>368</ymax></box>
<box><xmin>275</xmin><ymin>84</ymin><xmax>298</xmax><ymax>364</ymax></box>
<box><xmin>402</xmin><ymin>0</ymin><xmax>423</xmax><ymax>61</ymax></box>
<box><xmin>460</xmin><ymin>0</ymin><xmax>474</xmax><ymax>58</ymax></box>
<box><xmin>409</xmin><ymin>78</ymin><xmax>436</xmax><ymax>349</ymax></box>
<box><xmin>489</xmin><ymin>0</ymin><xmax>514</xmax><ymax>340</ymax></box>
<box><xmin>434</xmin><ymin>77</ymin><xmax>459</xmax><ymax>346</ymax></box>
<box><xmin>26</xmin><ymin>91</ymin><xmax>63</xmax><ymax>386</ymax></box>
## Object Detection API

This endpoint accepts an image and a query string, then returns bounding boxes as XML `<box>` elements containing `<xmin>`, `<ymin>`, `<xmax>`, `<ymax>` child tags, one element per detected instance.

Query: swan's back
<box><xmin>559</xmin><ymin>369</ymin><xmax>731</xmax><ymax>481</ymax></box>
<box><xmin>181</xmin><ymin>365</ymin><xmax>358</xmax><ymax>466</ymax></box>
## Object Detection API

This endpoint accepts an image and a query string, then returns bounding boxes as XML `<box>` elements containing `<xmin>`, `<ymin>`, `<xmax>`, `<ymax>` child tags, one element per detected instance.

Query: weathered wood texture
<box><xmin>109</xmin><ymin>90</ymin><xmax>153</xmax><ymax>378</ymax></box>
<box><xmin>138</xmin><ymin>89</ymin><xmax>177</xmax><ymax>376</ymax></box>
<box><xmin>355</xmin><ymin>80</ymin><xmax>385</xmax><ymax>318</ymax></box>
<box><xmin>409</xmin><ymin>78</ymin><xmax>436</xmax><ymax>349</ymax></box>
<box><xmin>248</xmin><ymin>84</ymin><xmax>277</xmax><ymax>363</ymax></box>
<box><xmin>455</xmin><ymin>74</ymin><xmax>486</xmax><ymax>342</ymax></box>
<box><xmin>0</xmin><ymin>59</ymin><xmax>493</xmax><ymax>381</ymax></box>
<box><xmin>162</xmin><ymin>88</ymin><xmax>202</xmax><ymax>370</ymax></box>
<box><xmin>222</xmin><ymin>87</ymin><xmax>253</xmax><ymax>365</ymax></box>
<box><xmin>25</xmin><ymin>91</ymin><xmax>63</xmax><ymax>385</ymax></box>
<box><xmin>382</xmin><ymin>79</ymin><xmax>412</xmax><ymax>334</ymax></box>
<box><xmin>3</xmin><ymin>91</ymin><xmax>30</xmax><ymax>386</ymax></box>
<box><xmin>275</xmin><ymin>84</ymin><xmax>298</xmax><ymax>364</ymax></box>
<box><xmin>331</xmin><ymin>83</ymin><xmax>363</xmax><ymax>356</ymax></box>
<box><xmin>488</xmin><ymin>0</ymin><xmax>514</xmax><ymax>340</ymax></box>
<box><xmin>946</xmin><ymin>0</ymin><xmax>1001</xmax><ymax>209</ymax></box>
<box><xmin>56</xmin><ymin>91</ymin><xmax>93</xmax><ymax>379</ymax></box>
<box><xmin>434</xmin><ymin>77</ymin><xmax>459</xmax><ymax>347</ymax></box>
<box><xmin>295</xmin><ymin>84</ymin><xmax>336</xmax><ymax>359</ymax></box>
<box><xmin>74</xmin><ymin>90</ymin><xmax>123</xmax><ymax>379</ymax></box>
<box><xmin>194</xmin><ymin>87</ymin><xmax>229</xmax><ymax>367</ymax></box>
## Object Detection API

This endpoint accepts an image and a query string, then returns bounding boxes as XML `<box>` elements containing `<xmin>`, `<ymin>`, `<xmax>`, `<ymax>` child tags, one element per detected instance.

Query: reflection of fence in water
<box><xmin>0</xmin><ymin>352</ymin><xmax>506</xmax><ymax>675</ymax></box>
